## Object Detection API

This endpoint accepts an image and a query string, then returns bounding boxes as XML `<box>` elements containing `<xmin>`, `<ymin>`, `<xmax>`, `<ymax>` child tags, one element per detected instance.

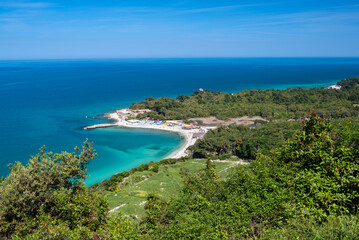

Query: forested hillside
<box><xmin>130</xmin><ymin>77</ymin><xmax>359</xmax><ymax>120</ymax></box>
<box><xmin>189</xmin><ymin>116</ymin><xmax>359</xmax><ymax>160</ymax></box>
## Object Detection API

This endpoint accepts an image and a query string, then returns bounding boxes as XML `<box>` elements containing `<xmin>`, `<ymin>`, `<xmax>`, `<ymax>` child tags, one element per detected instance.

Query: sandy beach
<box><xmin>107</xmin><ymin>112</ymin><xmax>208</xmax><ymax>159</ymax></box>
<box><xmin>85</xmin><ymin>110</ymin><xmax>210</xmax><ymax>159</ymax></box>
<box><xmin>328</xmin><ymin>84</ymin><xmax>342</xmax><ymax>90</ymax></box>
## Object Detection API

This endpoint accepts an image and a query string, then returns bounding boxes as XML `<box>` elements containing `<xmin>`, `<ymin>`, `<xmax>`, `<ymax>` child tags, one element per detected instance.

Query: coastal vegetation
<box><xmin>189</xmin><ymin>116</ymin><xmax>359</xmax><ymax>160</ymax></box>
<box><xmin>130</xmin><ymin>77</ymin><xmax>359</xmax><ymax>121</ymax></box>
<box><xmin>1</xmin><ymin>115</ymin><xmax>359</xmax><ymax>239</ymax></box>
<box><xmin>1</xmin><ymin>77</ymin><xmax>359</xmax><ymax>239</ymax></box>
<box><xmin>138</xmin><ymin>112</ymin><xmax>359</xmax><ymax>238</ymax></box>
<box><xmin>189</xmin><ymin>120</ymin><xmax>301</xmax><ymax>159</ymax></box>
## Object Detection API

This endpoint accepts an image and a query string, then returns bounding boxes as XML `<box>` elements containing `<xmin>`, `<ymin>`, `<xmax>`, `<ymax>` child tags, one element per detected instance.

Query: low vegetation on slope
<box><xmin>106</xmin><ymin>158</ymin><xmax>243</xmax><ymax>217</ymax></box>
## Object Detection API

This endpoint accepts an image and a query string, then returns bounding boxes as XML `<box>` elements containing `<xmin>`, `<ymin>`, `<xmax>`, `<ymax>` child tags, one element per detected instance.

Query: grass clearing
<box><xmin>105</xmin><ymin>159</ymin><xmax>244</xmax><ymax>217</ymax></box>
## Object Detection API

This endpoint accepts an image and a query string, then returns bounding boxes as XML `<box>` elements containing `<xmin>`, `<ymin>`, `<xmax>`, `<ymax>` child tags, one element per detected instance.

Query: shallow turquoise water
<box><xmin>81</xmin><ymin>128</ymin><xmax>183</xmax><ymax>185</ymax></box>
<box><xmin>1</xmin><ymin>58</ymin><xmax>359</xmax><ymax>185</ymax></box>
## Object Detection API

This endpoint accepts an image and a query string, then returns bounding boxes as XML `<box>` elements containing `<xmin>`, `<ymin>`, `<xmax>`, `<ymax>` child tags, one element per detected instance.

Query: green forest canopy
<box><xmin>130</xmin><ymin>76</ymin><xmax>359</xmax><ymax>120</ymax></box>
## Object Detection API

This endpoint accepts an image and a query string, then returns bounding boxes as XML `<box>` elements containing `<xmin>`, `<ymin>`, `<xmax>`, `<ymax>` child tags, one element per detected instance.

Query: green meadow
<box><xmin>105</xmin><ymin>158</ymin><xmax>244</xmax><ymax>216</ymax></box>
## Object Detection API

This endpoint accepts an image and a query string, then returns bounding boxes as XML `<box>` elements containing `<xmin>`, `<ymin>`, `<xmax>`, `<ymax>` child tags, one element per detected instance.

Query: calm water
<box><xmin>1</xmin><ymin>58</ymin><xmax>359</xmax><ymax>185</ymax></box>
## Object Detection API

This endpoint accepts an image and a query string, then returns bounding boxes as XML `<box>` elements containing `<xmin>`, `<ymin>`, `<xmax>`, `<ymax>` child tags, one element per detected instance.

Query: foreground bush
<box><xmin>0</xmin><ymin>140</ymin><xmax>107</xmax><ymax>238</ymax></box>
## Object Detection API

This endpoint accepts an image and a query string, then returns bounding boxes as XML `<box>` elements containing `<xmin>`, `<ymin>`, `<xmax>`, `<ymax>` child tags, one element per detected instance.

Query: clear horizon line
<box><xmin>1</xmin><ymin>56</ymin><xmax>359</xmax><ymax>61</ymax></box>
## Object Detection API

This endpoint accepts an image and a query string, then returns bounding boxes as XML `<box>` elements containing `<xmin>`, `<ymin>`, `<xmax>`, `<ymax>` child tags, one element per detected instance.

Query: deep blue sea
<box><xmin>1</xmin><ymin>58</ymin><xmax>359</xmax><ymax>185</ymax></box>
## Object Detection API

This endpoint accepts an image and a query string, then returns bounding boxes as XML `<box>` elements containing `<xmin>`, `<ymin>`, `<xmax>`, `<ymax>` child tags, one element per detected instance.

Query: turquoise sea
<box><xmin>1</xmin><ymin>58</ymin><xmax>359</xmax><ymax>185</ymax></box>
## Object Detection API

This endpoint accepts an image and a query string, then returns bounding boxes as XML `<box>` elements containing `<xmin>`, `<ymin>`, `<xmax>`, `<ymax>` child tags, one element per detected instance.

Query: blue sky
<box><xmin>0</xmin><ymin>0</ymin><xmax>359</xmax><ymax>59</ymax></box>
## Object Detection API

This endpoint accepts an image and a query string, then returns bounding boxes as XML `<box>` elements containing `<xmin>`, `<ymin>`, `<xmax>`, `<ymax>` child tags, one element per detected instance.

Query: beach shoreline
<box><xmin>327</xmin><ymin>84</ymin><xmax>342</xmax><ymax>90</ymax></box>
<box><xmin>84</xmin><ymin>110</ymin><xmax>210</xmax><ymax>159</ymax></box>
<box><xmin>84</xmin><ymin>108</ymin><xmax>270</xmax><ymax>159</ymax></box>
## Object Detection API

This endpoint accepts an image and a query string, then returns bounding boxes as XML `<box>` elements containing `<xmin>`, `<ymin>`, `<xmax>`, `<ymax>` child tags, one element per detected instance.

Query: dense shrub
<box><xmin>262</xmin><ymin>214</ymin><xmax>359</xmax><ymax>240</ymax></box>
<box><xmin>141</xmin><ymin>113</ymin><xmax>359</xmax><ymax>239</ymax></box>
<box><xmin>278</xmin><ymin>112</ymin><xmax>359</xmax><ymax>220</ymax></box>
<box><xmin>0</xmin><ymin>140</ymin><xmax>144</xmax><ymax>239</ymax></box>
<box><xmin>0</xmin><ymin>140</ymin><xmax>108</xmax><ymax>238</ymax></box>
<box><xmin>189</xmin><ymin>121</ymin><xmax>300</xmax><ymax>159</ymax></box>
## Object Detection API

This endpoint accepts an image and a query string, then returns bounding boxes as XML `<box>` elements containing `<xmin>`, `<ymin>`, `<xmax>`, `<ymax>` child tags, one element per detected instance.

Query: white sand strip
<box><xmin>328</xmin><ymin>84</ymin><xmax>341</xmax><ymax>90</ymax></box>
<box><xmin>103</xmin><ymin>111</ymin><xmax>210</xmax><ymax>159</ymax></box>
